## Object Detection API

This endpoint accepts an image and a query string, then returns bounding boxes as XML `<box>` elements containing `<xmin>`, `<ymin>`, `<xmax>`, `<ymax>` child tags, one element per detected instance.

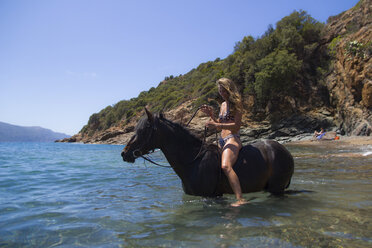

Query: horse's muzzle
<box><xmin>121</xmin><ymin>151</ymin><xmax>135</xmax><ymax>163</ymax></box>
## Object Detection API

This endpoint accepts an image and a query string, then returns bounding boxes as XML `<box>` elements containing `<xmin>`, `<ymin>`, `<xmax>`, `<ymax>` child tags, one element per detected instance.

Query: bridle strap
<box><xmin>140</xmin><ymin>154</ymin><xmax>172</xmax><ymax>168</ymax></box>
<box><xmin>185</xmin><ymin>107</ymin><xmax>201</xmax><ymax>127</ymax></box>
<box><xmin>133</xmin><ymin>148</ymin><xmax>172</xmax><ymax>168</ymax></box>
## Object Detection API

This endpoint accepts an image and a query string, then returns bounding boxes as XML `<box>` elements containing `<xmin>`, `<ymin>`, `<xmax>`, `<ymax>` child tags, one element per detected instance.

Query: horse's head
<box><xmin>121</xmin><ymin>108</ymin><xmax>159</xmax><ymax>163</ymax></box>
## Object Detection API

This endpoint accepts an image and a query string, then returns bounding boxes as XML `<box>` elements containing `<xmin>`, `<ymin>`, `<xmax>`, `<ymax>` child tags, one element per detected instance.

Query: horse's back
<box><xmin>251</xmin><ymin>140</ymin><xmax>294</xmax><ymax>194</ymax></box>
<box><xmin>219</xmin><ymin>139</ymin><xmax>294</xmax><ymax>195</ymax></box>
<box><xmin>231</xmin><ymin>144</ymin><xmax>271</xmax><ymax>193</ymax></box>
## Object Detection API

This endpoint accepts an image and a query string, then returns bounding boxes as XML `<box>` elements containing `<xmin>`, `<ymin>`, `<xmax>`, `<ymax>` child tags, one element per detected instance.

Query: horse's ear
<box><xmin>145</xmin><ymin>107</ymin><xmax>154</xmax><ymax>123</ymax></box>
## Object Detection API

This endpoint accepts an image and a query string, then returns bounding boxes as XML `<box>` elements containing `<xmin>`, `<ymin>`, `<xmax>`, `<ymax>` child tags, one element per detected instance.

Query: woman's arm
<box><xmin>207</xmin><ymin>111</ymin><xmax>242</xmax><ymax>131</ymax></box>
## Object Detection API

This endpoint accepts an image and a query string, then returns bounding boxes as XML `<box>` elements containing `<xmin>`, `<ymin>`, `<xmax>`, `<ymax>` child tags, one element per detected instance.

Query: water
<box><xmin>0</xmin><ymin>142</ymin><xmax>371</xmax><ymax>247</ymax></box>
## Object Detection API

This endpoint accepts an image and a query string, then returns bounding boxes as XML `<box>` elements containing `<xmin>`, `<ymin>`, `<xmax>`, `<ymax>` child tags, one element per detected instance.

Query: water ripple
<box><xmin>0</xmin><ymin>142</ymin><xmax>371</xmax><ymax>247</ymax></box>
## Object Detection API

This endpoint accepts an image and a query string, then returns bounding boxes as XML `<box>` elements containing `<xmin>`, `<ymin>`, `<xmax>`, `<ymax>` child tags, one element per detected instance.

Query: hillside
<box><xmin>58</xmin><ymin>0</ymin><xmax>371</xmax><ymax>144</ymax></box>
<box><xmin>0</xmin><ymin>122</ymin><xmax>70</xmax><ymax>142</ymax></box>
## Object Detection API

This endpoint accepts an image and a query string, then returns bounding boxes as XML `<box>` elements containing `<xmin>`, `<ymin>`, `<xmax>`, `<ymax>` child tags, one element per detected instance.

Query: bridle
<box><xmin>129</xmin><ymin>119</ymin><xmax>172</xmax><ymax>168</ymax></box>
<box><xmin>127</xmin><ymin>107</ymin><xmax>217</xmax><ymax>168</ymax></box>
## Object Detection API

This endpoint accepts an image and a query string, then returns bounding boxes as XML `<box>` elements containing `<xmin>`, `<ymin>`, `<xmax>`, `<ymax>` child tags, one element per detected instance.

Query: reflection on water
<box><xmin>0</xmin><ymin>142</ymin><xmax>371</xmax><ymax>247</ymax></box>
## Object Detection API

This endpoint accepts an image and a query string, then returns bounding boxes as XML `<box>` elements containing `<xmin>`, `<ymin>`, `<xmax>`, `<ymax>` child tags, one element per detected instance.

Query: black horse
<box><xmin>121</xmin><ymin>109</ymin><xmax>294</xmax><ymax>197</ymax></box>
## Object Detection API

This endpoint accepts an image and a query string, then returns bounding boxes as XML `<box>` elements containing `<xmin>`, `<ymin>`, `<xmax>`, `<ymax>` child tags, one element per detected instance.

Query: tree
<box><xmin>254</xmin><ymin>49</ymin><xmax>302</xmax><ymax>104</ymax></box>
<box><xmin>275</xmin><ymin>10</ymin><xmax>323</xmax><ymax>57</ymax></box>
<box><xmin>234</xmin><ymin>36</ymin><xmax>255</xmax><ymax>53</ymax></box>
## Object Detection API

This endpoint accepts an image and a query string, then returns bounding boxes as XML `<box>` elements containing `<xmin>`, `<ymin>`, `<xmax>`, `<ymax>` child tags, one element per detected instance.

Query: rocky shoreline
<box><xmin>55</xmin><ymin>98</ymin><xmax>371</xmax><ymax>146</ymax></box>
<box><xmin>56</xmin><ymin>129</ymin><xmax>371</xmax><ymax>148</ymax></box>
<box><xmin>56</xmin><ymin>99</ymin><xmax>371</xmax><ymax>146</ymax></box>
<box><xmin>57</xmin><ymin>104</ymin><xmax>339</xmax><ymax>145</ymax></box>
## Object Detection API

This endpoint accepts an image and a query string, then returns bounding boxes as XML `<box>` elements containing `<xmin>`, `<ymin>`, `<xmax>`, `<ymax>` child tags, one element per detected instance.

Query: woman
<box><xmin>200</xmin><ymin>78</ymin><xmax>246</xmax><ymax>207</ymax></box>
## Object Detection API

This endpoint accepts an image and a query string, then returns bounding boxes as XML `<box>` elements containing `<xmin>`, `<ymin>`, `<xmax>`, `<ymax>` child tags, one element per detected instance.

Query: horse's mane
<box><xmin>155</xmin><ymin>113</ymin><xmax>201</xmax><ymax>143</ymax></box>
<box><xmin>136</xmin><ymin>112</ymin><xmax>220</xmax><ymax>154</ymax></box>
<box><xmin>155</xmin><ymin>114</ymin><xmax>221</xmax><ymax>162</ymax></box>
<box><xmin>135</xmin><ymin>113</ymin><xmax>199</xmax><ymax>140</ymax></box>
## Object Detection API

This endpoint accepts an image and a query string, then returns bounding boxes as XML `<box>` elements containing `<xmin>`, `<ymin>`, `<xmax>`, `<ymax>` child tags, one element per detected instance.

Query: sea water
<box><xmin>0</xmin><ymin>142</ymin><xmax>371</xmax><ymax>247</ymax></box>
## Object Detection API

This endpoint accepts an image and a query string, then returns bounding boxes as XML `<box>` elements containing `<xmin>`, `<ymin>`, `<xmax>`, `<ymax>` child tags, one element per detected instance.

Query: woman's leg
<box><xmin>221</xmin><ymin>138</ymin><xmax>245</xmax><ymax>206</ymax></box>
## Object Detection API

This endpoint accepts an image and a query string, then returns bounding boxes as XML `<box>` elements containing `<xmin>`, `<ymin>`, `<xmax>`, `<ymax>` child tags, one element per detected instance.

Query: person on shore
<box><xmin>314</xmin><ymin>128</ymin><xmax>326</xmax><ymax>140</ymax></box>
<box><xmin>200</xmin><ymin>78</ymin><xmax>247</xmax><ymax>207</ymax></box>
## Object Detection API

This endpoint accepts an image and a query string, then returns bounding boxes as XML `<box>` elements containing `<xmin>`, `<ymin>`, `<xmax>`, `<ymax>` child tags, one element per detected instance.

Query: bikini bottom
<box><xmin>219</xmin><ymin>134</ymin><xmax>240</xmax><ymax>148</ymax></box>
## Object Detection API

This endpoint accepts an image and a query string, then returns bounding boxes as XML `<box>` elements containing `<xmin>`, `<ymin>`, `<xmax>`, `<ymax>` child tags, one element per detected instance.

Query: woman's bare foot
<box><xmin>230</xmin><ymin>199</ymin><xmax>248</xmax><ymax>207</ymax></box>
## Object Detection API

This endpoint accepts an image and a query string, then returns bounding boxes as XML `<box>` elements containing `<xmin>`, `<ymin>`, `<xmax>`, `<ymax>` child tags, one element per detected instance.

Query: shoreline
<box><xmin>285</xmin><ymin>135</ymin><xmax>372</xmax><ymax>158</ymax></box>
<box><xmin>53</xmin><ymin>134</ymin><xmax>372</xmax><ymax>158</ymax></box>
<box><xmin>58</xmin><ymin>134</ymin><xmax>371</xmax><ymax>148</ymax></box>
<box><xmin>285</xmin><ymin>135</ymin><xmax>372</xmax><ymax>146</ymax></box>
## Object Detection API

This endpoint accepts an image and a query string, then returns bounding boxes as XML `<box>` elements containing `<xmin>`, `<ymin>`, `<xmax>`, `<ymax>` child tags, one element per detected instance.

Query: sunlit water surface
<box><xmin>0</xmin><ymin>142</ymin><xmax>371</xmax><ymax>247</ymax></box>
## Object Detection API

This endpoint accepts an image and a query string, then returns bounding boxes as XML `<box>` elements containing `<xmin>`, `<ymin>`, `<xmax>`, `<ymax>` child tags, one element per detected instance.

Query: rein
<box><xmin>184</xmin><ymin>107</ymin><xmax>221</xmax><ymax>196</ymax></box>
<box><xmin>135</xmin><ymin>150</ymin><xmax>172</xmax><ymax>168</ymax></box>
<box><xmin>185</xmin><ymin>107</ymin><xmax>201</xmax><ymax>127</ymax></box>
<box><xmin>183</xmin><ymin>107</ymin><xmax>218</xmax><ymax>164</ymax></box>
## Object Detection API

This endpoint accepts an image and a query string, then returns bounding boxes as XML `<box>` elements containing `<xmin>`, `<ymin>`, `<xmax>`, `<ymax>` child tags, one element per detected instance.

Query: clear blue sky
<box><xmin>0</xmin><ymin>0</ymin><xmax>359</xmax><ymax>135</ymax></box>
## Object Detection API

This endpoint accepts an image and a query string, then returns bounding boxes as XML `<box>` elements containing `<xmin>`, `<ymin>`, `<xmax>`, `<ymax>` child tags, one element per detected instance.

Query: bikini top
<box><xmin>219</xmin><ymin>104</ymin><xmax>235</xmax><ymax>122</ymax></box>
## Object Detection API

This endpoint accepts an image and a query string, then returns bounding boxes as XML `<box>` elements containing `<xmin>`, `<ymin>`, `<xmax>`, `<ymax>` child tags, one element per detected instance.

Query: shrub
<box><xmin>254</xmin><ymin>49</ymin><xmax>302</xmax><ymax>104</ymax></box>
<box><xmin>345</xmin><ymin>40</ymin><xmax>371</xmax><ymax>59</ymax></box>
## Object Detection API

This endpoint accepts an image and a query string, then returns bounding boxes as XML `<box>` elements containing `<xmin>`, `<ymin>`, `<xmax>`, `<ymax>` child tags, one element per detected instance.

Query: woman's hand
<box><xmin>200</xmin><ymin>105</ymin><xmax>213</xmax><ymax>117</ymax></box>
<box><xmin>206</xmin><ymin>120</ymin><xmax>221</xmax><ymax>131</ymax></box>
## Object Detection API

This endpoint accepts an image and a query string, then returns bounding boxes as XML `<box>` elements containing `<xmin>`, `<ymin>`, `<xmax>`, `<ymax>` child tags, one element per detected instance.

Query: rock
<box><xmin>55</xmin><ymin>134</ymin><xmax>82</xmax><ymax>143</ymax></box>
<box><xmin>352</xmin><ymin>121</ymin><xmax>372</xmax><ymax>136</ymax></box>
<box><xmin>362</xmin><ymin>80</ymin><xmax>372</xmax><ymax>107</ymax></box>
<box><xmin>123</xmin><ymin>125</ymin><xmax>135</xmax><ymax>133</ymax></box>
<box><xmin>268</xmin><ymin>130</ymin><xmax>291</xmax><ymax>139</ymax></box>
<box><xmin>98</xmin><ymin>130</ymin><xmax>126</xmax><ymax>142</ymax></box>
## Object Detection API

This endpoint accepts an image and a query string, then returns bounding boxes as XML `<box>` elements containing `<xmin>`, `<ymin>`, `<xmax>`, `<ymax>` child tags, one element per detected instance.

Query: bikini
<box><xmin>218</xmin><ymin>104</ymin><xmax>240</xmax><ymax>148</ymax></box>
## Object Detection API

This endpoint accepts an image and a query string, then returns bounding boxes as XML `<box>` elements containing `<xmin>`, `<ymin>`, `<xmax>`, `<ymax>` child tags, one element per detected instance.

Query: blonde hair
<box><xmin>216</xmin><ymin>78</ymin><xmax>243</xmax><ymax>113</ymax></box>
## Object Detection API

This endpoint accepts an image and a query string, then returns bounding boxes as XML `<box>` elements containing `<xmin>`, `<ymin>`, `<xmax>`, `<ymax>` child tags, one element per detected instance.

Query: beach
<box><xmin>288</xmin><ymin>135</ymin><xmax>372</xmax><ymax>146</ymax></box>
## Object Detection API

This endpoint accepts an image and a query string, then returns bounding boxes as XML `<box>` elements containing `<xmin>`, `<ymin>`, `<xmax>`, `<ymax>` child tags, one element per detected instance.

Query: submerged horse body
<box><xmin>121</xmin><ymin>110</ymin><xmax>294</xmax><ymax>197</ymax></box>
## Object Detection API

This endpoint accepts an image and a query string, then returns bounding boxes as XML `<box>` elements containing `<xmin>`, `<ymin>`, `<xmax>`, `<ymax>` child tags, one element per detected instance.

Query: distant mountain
<box><xmin>0</xmin><ymin>121</ymin><xmax>70</xmax><ymax>142</ymax></box>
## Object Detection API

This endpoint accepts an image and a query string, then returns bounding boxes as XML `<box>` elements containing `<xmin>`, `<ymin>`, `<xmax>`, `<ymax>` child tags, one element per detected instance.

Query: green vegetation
<box><xmin>351</xmin><ymin>0</ymin><xmax>364</xmax><ymax>11</ymax></box>
<box><xmin>344</xmin><ymin>40</ymin><xmax>371</xmax><ymax>59</ymax></box>
<box><xmin>328</xmin><ymin>35</ymin><xmax>342</xmax><ymax>57</ymax></box>
<box><xmin>81</xmin><ymin>10</ymin><xmax>330</xmax><ymax>136</ymax></box>
<box><xmin>255</xmin><ymin>49</ymin><xmax>302</xmax><ymax>103</ymax></box>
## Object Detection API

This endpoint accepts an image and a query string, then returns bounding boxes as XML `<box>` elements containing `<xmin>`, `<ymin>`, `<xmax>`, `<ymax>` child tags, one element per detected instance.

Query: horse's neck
<box><xmin>157</xmin><ymin>120</ymin><xmax>202</xmax><ymax>174</ymax></box>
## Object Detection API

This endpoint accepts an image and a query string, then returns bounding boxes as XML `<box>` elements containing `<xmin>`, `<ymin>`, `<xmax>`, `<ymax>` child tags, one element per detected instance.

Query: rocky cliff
<box><xmin>58</xmin><ymin>0</ymin><xmax>371</xmax><ymax>145</ymax></box>
<box><xmin>322</xmin><ymin>0</ymin><xmax>371</xmax><ymax>135</ymax></box>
